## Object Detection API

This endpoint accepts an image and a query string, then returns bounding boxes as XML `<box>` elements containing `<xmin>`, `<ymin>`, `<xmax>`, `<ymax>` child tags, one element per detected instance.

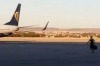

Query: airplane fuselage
<box><xmin>0</xmin><ymin>25</ymin><xmax>18</xmax><ymax>33</ymax></box>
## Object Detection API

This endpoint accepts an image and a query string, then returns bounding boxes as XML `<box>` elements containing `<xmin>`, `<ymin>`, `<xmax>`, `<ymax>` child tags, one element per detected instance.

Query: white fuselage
<box><xmin>0</xmin><ymin>25</ymin><xmax>18</xmax><ymax>33</ymax></box>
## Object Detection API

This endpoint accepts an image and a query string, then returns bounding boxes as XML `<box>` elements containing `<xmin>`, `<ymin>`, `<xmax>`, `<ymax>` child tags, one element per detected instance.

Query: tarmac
<box><xmin>0</xmin><ymin>37</ymin><xmax>99</xmax><ymax>42</ymax></box>
<box><xmin>0</xmin><ymin>41</ymin><xmax>100</xmax><ymax>66</ymax></box>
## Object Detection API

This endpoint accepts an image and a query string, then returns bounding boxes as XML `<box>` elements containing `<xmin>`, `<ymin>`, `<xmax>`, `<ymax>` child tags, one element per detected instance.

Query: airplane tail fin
<box><xmin>4</xmin><ymin>3</ymin><xmax>21</xmax><ymax>26</ymax></box>
<box><xmin>42</xmin><ymin>21</ymin><xmax>49</xmax><ymax>30</ymax></box>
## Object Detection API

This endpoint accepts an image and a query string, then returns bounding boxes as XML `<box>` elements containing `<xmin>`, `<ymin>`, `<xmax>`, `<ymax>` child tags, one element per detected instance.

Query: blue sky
<box><xmin>0</xmin><ymin>0</ymin><xmax>100</xmax><ymax>28</ymax></box>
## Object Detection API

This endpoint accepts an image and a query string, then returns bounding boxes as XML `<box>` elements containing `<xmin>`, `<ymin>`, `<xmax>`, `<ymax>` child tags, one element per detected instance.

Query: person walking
<box><xmin>87</xmin><ymin>36</ymin><xmax>97</xmax><ymax>53</ymax></box>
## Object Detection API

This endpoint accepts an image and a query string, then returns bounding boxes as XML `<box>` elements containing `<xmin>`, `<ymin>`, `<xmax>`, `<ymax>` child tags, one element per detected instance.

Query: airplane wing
<box><xmin>17</xmin><ymin>21</ymin><xmax>49</xmax><ymax>31</ymax></box>
<box><xmin>18</xmin><ymin>25</ymin><xmax>39</xmax><ymax>28</ymax></box>
<box><xmin>42</xmin><ymin>21</ymin><xmax>49</xmax><ymax>30</ymax></box>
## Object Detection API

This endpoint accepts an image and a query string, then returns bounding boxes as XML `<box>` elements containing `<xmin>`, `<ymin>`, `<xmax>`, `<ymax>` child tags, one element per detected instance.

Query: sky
<box><xmin>0</xmin><ymin>0</ymin><xmax>100</xmax><ymax>28</ymax></box>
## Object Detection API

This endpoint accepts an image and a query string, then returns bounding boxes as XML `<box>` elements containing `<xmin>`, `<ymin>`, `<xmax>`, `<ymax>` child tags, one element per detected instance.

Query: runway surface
<box><xmin>0</xmin><ymin>41</ymin><xmax>100</xmax><ymax>66</ymax></box>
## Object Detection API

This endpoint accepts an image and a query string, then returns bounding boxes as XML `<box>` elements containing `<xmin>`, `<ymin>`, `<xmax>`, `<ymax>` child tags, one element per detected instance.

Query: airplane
<box><xmin>0</xmin><ymin>3</ymin><xmax>49</xmax><ymax>37</ymax></box>
<box><xmin>0</xmin><ymin>3</ymin><xmax>21</xmax><ymax>37</ymax></box>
